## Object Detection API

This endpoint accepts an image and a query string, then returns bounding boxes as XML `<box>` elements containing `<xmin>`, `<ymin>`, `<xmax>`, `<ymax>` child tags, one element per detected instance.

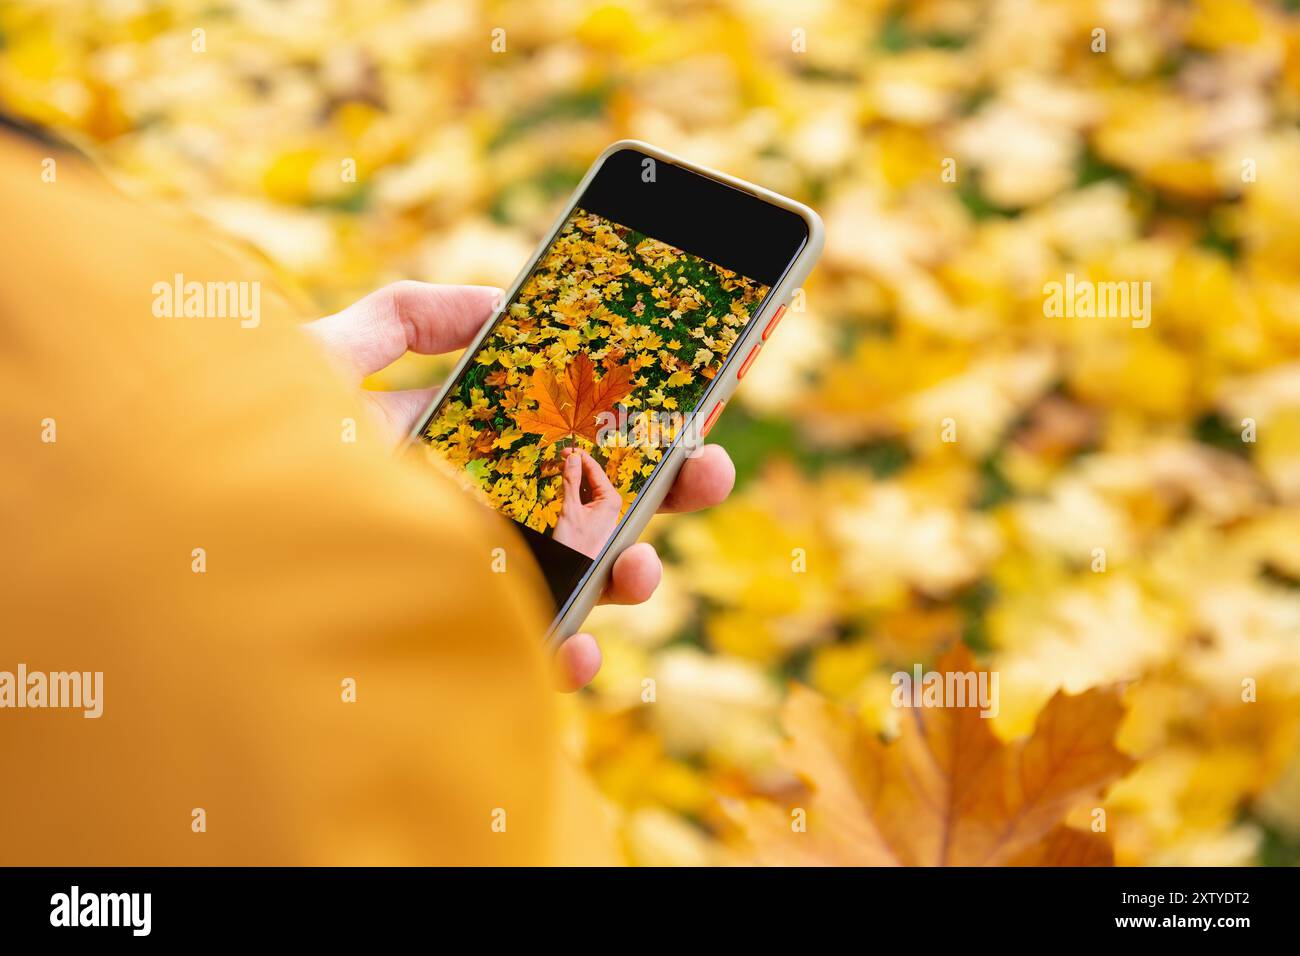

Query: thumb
<box><xmin>561</xmin><ymin>448</ymin><xmax>583</xmax><ymax>503</ymax></box>
<box><xmin>305</xmin><ymin>282</ymin><xmax>501</xmax><ymax>381</ymax></box>
<box><xmin>579</xmin><ymin>450</ymin><xmax>617</xmax><ymax>502</ymax></box>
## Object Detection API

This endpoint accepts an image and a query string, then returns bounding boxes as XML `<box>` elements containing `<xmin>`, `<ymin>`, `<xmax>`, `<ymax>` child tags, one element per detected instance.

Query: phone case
<box><xmin>407</xmin><ymin>139</ymin><xmax>825</xmax><ymax>648</ymax></box>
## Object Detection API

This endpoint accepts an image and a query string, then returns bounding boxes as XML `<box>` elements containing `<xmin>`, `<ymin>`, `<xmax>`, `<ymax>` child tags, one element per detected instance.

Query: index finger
<box><xmin>658</xmin><ymin>443</ymin><xmax>736</xmax><ymax>513</ymax></box>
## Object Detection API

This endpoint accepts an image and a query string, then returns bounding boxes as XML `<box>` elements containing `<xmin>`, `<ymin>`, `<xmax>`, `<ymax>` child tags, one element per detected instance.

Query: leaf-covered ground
<box><xmin>7</xmin><ymin>0</ymin><xmax>1299</xmax><ymax>866</ymax></box>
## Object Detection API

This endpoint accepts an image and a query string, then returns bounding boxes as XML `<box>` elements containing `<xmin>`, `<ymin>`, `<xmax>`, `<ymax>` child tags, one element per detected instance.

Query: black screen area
<box><xmin>578</xmin><ymin>146</ymin><xmax>809</xmax><ymax>287</ymax></box>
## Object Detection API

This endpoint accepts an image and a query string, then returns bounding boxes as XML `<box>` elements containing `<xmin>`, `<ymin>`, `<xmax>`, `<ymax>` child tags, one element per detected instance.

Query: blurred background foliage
<box><xmin>4</xmin><ymin>0</ymin><xmax>1300</xmax><ymax>865</ymax></box>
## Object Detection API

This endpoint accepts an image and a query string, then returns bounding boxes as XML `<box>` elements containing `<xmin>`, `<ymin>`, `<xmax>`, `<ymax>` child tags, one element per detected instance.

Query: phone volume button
<box><xmin>701</xmin><ymin>401</ymin><xmax>726</xmax><ymax>438</ymax></box>
<box><xmin>761</xmin><ymin>304</ymin><xmax>787</xmax><ymax>341</ymax></box>
<box><xmin>737</xmin><ymin>343</ymin><xmax>761</xmax><ymax>380</ymax></box>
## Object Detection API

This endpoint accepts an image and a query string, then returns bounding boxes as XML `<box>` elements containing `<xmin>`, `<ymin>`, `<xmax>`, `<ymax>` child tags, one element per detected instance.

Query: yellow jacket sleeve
<box><xmin>0</xmin><ymin>127</ymin><xmax>612</xmax><ymax>865</ymax></box>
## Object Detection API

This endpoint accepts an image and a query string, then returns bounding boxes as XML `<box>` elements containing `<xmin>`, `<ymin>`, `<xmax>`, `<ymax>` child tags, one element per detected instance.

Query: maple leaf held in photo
<box><xmin>515</xmin><ymin>352</ymin><xmax>635</xmax><ymax>446</ymax></box>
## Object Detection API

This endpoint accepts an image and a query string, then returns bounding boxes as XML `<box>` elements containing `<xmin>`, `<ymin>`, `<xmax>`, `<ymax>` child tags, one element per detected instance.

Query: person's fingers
<box><xmin>659</xmin><ymin>443</ymin><xmax>736</xmax><ymax>513</ymax></box>
<box><xmin>554</xmin><ymin>632</ymin><xmax>602</xmax><ymax>692</ymax></box>
<box><xmin>599</xmin><ymin>541</ymin><xmax>662</xmax><ymax>605</ymax></box>
<box><xmin>579</xmin><ymin>449</ymin><xmax>618</xmax><ymax>501</ymax></box>
<box><xmin>304</xmin><ymin>281</ymin><xmax>501</xmax><ymax>380</ymax></box>
<box><xmin>364</xmin><ymin>386</ymin><xmax>439</xmax><ymax>442</ymax></box>
<box><xmin>561</xmin><ymin>447</ymin><xmax>583</xmax><ymax>504</ymax></box>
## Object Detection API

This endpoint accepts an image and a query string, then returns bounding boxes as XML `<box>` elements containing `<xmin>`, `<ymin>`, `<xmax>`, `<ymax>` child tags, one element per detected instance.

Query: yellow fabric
<box><xmin>0</xmin><ymin>128</ymin><xmax>611</xmax><ymax>865</ymax></box>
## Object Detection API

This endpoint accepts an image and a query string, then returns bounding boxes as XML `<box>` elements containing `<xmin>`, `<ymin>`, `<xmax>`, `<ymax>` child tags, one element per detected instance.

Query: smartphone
<box><xmin>409</xmin><ymin>140</ymin><xmax>822</xmax><ymax>645</ymax></box>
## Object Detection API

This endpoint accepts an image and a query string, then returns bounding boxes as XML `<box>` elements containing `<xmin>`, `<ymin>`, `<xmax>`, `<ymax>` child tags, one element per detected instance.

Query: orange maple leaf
<box><xmin>515</xmin><ymin>352</ymin><xmax>634</xmax><ymax>446</ymax></box>
<box><xmin>728</xmin><ymin>644</ymin><xmax>1133</xmax><ymax>866</ymax></box>
<box><xmin>1006</xmin><ymin>825</ymin><xmax>1115</xmax><ymax>866</ymax></box>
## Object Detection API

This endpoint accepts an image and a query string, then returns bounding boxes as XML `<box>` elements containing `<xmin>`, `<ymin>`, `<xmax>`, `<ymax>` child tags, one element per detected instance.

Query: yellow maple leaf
<box><xmin>729</xmin><ymin>644</ymin><xmax>1133</xmax><ymax>866</ymax></box>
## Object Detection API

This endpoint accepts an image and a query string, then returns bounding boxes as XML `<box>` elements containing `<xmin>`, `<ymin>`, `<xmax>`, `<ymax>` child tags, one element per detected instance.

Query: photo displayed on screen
<box><xmin>417</xmin><ymin>207</ymin><xmax>770</xmax><ymax>607</ymax></box>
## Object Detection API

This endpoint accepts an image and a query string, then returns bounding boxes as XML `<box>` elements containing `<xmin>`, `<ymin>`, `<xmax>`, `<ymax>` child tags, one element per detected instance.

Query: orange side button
<box><xmin>701</xmin><ymin>401</ymin><xmax>726</xmax><ymax>438</ymax></box>
<box><xmin>737</xmin><ymin>343</ymin><xmax>761</xmax><ymax>379</ymax></box>
<box><xmin>761</xmin><ymin>304</ymin><xmax>787</xmax><ymax>341</ymax></box>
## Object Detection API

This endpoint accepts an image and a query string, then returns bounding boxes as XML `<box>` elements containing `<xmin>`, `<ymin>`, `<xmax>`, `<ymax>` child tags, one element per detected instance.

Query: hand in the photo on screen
<box><xmin>552</xmin><ymin>447</ymin><xmax>622</xmax><ymax>559</ymax></box>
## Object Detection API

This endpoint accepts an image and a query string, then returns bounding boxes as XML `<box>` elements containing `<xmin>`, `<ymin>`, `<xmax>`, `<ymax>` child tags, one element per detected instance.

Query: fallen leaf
<box><xmin>1008</xmin><ymin>825</ymin><xmax>1114</xmax><ymax>866</ymax></box>
<box><xmin>730</xmin><ymin>644</ymin><xmax>1133</xmax><ymax>866</ymax></box>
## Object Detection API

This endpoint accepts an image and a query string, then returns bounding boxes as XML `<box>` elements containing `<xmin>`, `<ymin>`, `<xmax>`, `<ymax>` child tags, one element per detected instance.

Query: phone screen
<box><xmin>413</xmin><ymin>148</ymin><xmax>809</xmax><ymax>616</ymax></box>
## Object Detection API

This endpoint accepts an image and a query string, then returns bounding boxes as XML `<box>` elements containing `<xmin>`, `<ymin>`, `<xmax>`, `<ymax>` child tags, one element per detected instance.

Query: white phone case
<box><xmin>407</xmin><ymin>140</ymin><xmax>825</xmax><ymax>647</ymax></box>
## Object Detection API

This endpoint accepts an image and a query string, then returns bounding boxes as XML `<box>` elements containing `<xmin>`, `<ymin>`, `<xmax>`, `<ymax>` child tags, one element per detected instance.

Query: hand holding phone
<box><xmin>311</xmin><ymin>141</ymin><xmax>822</xmax><ymax>683</ymax></box>
<box><xmin>411</xmin><ymin>141</ymin><xmax>823</xmax><ymax>646</ymax></box>
<box><xmin>305</xmin><ymin>280</ymin><xmax>738</xmax><ymax>689</ymax></box>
